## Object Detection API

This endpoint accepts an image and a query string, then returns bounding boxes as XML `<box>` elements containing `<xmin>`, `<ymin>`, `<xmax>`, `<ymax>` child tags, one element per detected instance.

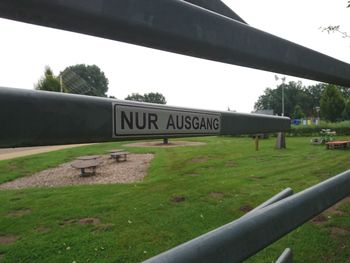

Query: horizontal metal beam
<box><xmin>0</xmin><ymin>88</ymin><xmax>289</xmax><ymax>148</ymax></box>
<box><xmin>0</xmin><ymin>0</ymin><xmax>350</xmax><ymax>86</ymax></box>
<box><xmin>245</xmin><ymin>187</ymin><xmax>293</xmax><ymax>216</ymax></box>
<box><xmin>143</xmin><ymin>169</ymin><xmax>350</xmax><ymax>263</ymax></box>
<box><xmin>183</xmin><ymin>0</ymin><xmax>247</xmax><ymax>24</ymax></box>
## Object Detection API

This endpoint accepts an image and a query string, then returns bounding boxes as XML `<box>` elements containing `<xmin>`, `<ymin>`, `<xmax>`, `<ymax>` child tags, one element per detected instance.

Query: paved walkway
<box><xmin>0</xmin><ymin>144</ymin><xmax>92</xmax><ymax>161</ymax></box>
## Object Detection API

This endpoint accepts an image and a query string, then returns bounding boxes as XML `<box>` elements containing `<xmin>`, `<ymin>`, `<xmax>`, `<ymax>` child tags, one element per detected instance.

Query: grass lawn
<box><xmin>0</xmin><ymin>136</ymin><xmax>349</xmax><ymax>262</ymax></box>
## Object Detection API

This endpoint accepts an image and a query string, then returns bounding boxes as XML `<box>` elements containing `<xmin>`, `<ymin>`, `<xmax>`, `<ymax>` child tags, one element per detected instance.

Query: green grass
<box><xmin>0</xmin><ymin>137</ymin><xmax>349</xmax><ymax>262</ymax></box>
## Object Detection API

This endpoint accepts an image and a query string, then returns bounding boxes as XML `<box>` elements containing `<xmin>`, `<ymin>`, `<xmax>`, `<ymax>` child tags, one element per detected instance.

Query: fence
<box><xmin>0</xmin><ymin>1</ymin><xmax>350</xmax><ymax>262</ymax></box>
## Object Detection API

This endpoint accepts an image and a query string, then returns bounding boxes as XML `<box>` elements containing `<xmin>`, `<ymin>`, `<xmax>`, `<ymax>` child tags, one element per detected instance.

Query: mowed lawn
<box><xmin>0</xmin><ymin>137</ymin><xmax>349</xmax><ymax>263</ymax></box>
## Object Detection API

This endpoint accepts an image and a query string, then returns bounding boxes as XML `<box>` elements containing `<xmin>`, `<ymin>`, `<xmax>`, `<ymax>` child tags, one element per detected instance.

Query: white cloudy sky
<box><xmin>0</xmin><ymin>0</ymin><xmax>349</xmax><ymax>113</ymax></box>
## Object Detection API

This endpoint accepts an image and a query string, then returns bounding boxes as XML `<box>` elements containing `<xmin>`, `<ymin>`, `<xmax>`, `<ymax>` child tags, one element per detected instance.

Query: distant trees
<box><xmin>125</xmin><ymin>92</ymin><xmax>166</xmax><ymax>104</ymax></box>
<box><xmin>255</xmin><ymin>81</ymin><xmax>350</xmax><ymax>122</ymax></box>
<box><xmin>320</xmin><ymin>84</ymin><xmax>345</xmax><ymax>122</ymax></box>
<box><xmin>61</xmin><ymin>64</ymin><xmax>109</xmax><ymax>97</ymax></box>
<box><xmin>34</xmin><ymin>66</ymin><xmax>61</xmax><ymax>92</ymax></box>
<box><xmin>34</xmin><ymin>64</ymin><xmax>109</xmax><ymax>97</ymax></box>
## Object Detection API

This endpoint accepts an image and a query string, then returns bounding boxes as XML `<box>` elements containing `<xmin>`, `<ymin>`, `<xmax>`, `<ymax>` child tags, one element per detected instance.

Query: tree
<box><xmin>143</xmin><ymin>92</ymin><xmax>166</xmax><ymax>104</ymax></box>
<box><xmin>61</xmin><ymin>64</ymin><xmax>109</xmax><ymax>97</ymax></box>
<box><xmin>125</xmin><ymin>92</ymin><xmax>167</xmax><ymax>104</ymax></box>
<box><xmin>125</xmin><ymin>93</ymin><xmax>145</xmax><ymax>102</ymax></box>
<box><xmin>320</xmin><ymin>84</ymin><xmax>345</xmax><ymax>122</ymax></box>
<box><xmin>292</xmin><ymin>105</ymin><xmax>305</xmax><ymax>119</ymax></box>
<box><xmin>34</xmin><ymin>66</ymin><xmax>61</xmax><ymax>92</ymax></box>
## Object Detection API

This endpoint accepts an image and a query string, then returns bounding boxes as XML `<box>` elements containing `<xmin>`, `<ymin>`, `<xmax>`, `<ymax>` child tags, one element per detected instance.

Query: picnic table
<box><xmin>326</xmin><ymin>141</ymin><xmax>350</xmax><ymax>150</ymax></box>
<box><xmin>110</xmin><ymin>151</ymin><xmax>129</xmax><ymax>162</ymax></box>
<box><xmin>71</xmin><ymin>159</ymin><xmax>102</xmax><ymax>176</ymax></box>
<box><xmin>76</xmin><ymin>155</ymin><xmax>101</xmax><ymax>160</ymax></box>
<box><xmin>107</xmin><ymin>149</ymin><xmax>124</xmax><ymax>153</ymax></box>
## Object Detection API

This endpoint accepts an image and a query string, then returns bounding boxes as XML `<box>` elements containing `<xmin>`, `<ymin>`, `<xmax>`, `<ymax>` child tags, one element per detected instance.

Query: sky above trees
<box><xmin>0</xmin><ymin>0</ymin><xmax>349</xmax><ymax>113</ymax></box>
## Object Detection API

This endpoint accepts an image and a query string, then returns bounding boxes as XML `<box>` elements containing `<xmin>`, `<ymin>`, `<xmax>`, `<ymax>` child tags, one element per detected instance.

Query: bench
<box><xmin>110</xmin><ymin>151</ymin><xmax>129</xmax><ymax>162</ymax></box>
<box><xmin>326</xmin><ymin>141</ymin><xmax>350</xmax><ymax>150</ymax></box>
<box><xmin>71</xmin><ymin>159</ymin><xmax>102</xmax><ymax>176</ymax></box>
<box><xmin>107</xmin><ymin>149</ymin><xmax>124</xmax><ymax>154</ymax></box>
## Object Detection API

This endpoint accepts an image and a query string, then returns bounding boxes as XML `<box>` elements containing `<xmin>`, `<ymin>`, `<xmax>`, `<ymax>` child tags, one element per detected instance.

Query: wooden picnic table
<box><xmin>106</xmin><ymin>149</ymin><xmax>124</xmax><ymax>153</ymax></box>
<box><xmin>76</xmin><ymin>155</ymin><xmax>101</xmax><ymax>160</ymax></box>
<box><xmin>71</xmin><ymin>159</ymin><xmax>102</xmax><ymax>176</ymax></box>
<box><xmin>326</xmin><ymin>141</ymin><xmax>350</xmax><ymax>150</ymax></box>
<box><xmin>110</xmin><ymin>151</ymin><xmax>129</xmax><ymax>162</ymax></box>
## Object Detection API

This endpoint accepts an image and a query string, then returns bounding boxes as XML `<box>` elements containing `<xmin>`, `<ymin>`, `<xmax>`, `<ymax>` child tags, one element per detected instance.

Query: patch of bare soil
<box><xmin>190</xmin><ymin>157</ymin><xmax>209</xmax><ymax>163</ymax></box>
<box><xmin>123</xmin><ymin>141</ymin><xmax>206</xmax><ymax>148</ymax></box>
<box><xmin>0</xmin><ymin>235</ymin><xmax>18</xmax><ymax>245</ymax></box>
<box><xmin>240</xmin><ymin>204</ymin><xmax>253</xmax><ymax>213</ymax></box>
<box><xmin>209</xmin><ymin>192</ymin><xmax>225</xmax><ymax>199</ymax></box>
<box><xmin>311</xmin><ymin>214</ymin><xmax>328</xmax><ymax>225</ymax></box>
<box><xmin>35</xmin><ymin>226</ymin><xmax>51</xmax><ymax>233</ymax></box>
<box><xmin>187</xmin><ymin>173</ymin><xmax>201</xmax><ymax>177</ymax></box>
<box><xmin>61</xmin><ymin>217</ymin><xmax>101</xmax><ymax>226</ymax></box>
<box><xmin>226</xmin><ymin>160</ymin><xmax>237</xmax><ymax>167</ymax></box>
<box><xmin>7</xmin><ymin>208</ymin><xmax>32</xmax><ymax>217</ymax></box>
<box><xmin>171</xmin><ymin>196</ymin><xmax>186</xmax><ymax>203</ymax></box>
<box><xmin>330</xmin><ymin>227</ymin><xmax>349</xmax><ymax>238</ymax></box>
<box><xmin>0</xmin><ymin>154</ymin><xmax>154</xmax><ymax>189</ymax></box>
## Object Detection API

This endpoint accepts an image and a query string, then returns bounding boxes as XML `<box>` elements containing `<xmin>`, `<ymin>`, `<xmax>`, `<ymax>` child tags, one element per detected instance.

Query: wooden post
<box><xmin>163</xmin><ymin>138</ymin><xmax>169</xmax><ymax>145</ymax></box>
<box><xmin>255</xmin><ymin>135</ymin><xmax>259</xmax><ymax>151</ymax></box>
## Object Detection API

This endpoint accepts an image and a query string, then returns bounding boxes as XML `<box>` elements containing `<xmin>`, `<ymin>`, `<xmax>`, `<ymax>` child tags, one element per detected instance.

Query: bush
<box><xmin>289</xmin><ymin>121</ymin><xmax>350</xmax><ymax>136</ymax></box>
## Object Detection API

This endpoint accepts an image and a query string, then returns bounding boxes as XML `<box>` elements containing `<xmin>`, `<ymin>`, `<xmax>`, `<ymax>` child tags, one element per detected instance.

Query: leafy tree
<box><xmin>342</xmin><ymin>99</ymin><xmax>350</xmax><ymax>120</ymax></box>
<box><xmin>60</xmin><ymin>64</ymin><xmax>109</xmax><ymax>97</ymax></box>
<box><xmin>320</xmin><ymin>84</ymin><xmax>345</xmax><ymax>122</ymax></box>
<box><xmin>143</xmin><ymin>92</ymin><xmax>166</xmax><ymax>104</ymax></box>
<box><xmin>292</xmin><ymin>105</ymin><xmax>305</xmax><ymax>119</ymax></box>
<box><xmin>125</xmin><ymin>93</ymin><xmax>145</xmax><ymax>102</ymax></box>
<box><xmin>34</xmin><ymin>66</ymin><xmax>61</xmax><ymax>92</ymax></box>
<box><xmin>125</xmin><ymin>92</ymin><xmax>166</xmax><ymax>104</ymax></box>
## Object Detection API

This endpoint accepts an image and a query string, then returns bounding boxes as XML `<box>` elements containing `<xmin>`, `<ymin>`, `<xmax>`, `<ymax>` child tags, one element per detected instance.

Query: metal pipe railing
<box><xmin>143</xmin><ymin>170</ymin><xmax>350</xmax><ymax>263</ymax></box>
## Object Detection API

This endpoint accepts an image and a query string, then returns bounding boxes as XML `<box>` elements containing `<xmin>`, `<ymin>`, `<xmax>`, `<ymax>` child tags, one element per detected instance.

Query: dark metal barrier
<box><xmin>143</xmin><ymin>170</ymin><xmax>350</xmax><ymax>263</ymax></box>
<box><xmin>1</xmin><ymin>0</ymin><xmax>350</xmax><ymax>86</ymax></box>
<box><xmin>0</xmin><ymin>87</ymin><xmax>289</xmax><ymax>148</ymax></box>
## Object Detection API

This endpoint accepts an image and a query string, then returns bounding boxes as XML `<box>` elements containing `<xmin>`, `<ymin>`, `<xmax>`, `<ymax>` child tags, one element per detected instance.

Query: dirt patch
<box><xmin>36</xmin><ymin>226</ymin><xmax>51</xmax><ymax>233</ymax></box>
<box><xmin>240</xmin><ymin>205</ymin><xmax>253</xmax><ymax>213</ymax></box>
<box><xmin>171</xmin><ymin>196</ymin><xmax>186</xmax><ymax>203</ymax></box>
<box><xmin>311</xmin><ymin>214</ymin><xmax>328</xmax><ymax>225</ymax></box>
<box><xmin>190</xmin><ymin>157</ymin><xmax>209</xmax><ymax>163</ymax></box>
<box><xmin>0</xmin><ymin>154</ymin><xmax>154</xmax><ymax>189</ymax></box>
<box><xmin>330</xmin><ymin>227</ymin><xmax>349</xmax><ymax>238</ymax></box>
<box><xmin>0</xmin><ymin>235</ymin><xmax>18</xmax><ymax>245</ymax></box>
<box><xmin>187</xmin><ymin>173</ymin><xmax>201</xmax><ymax>177</ymax></box>
<box><xmin>79</xmin><ymin>218</ymin><xmax>101</xmax><ymax>225</ymax></box>
<box><xmin>209</xmin><ymin>192</ymin><xmax>225</xmax><ymax>199</ymax></box>
<box><xmin>226</xmin><ymin>160</ymin><xmax>237</xmax><ymax>167</ymax></box>
<box><xmin>7</xmin><ymin>208</ymin><xmax>32</xmax><ymax>217</ymax></box>
<box><xmin>123</xmin><ymin>141</ymin><xmax>206</xmax><ymax>148</ymax></box>
<box><xmin>61</xmin><ymin>217</ymin><xmax>101</xmax><ymax>226</ymax></box>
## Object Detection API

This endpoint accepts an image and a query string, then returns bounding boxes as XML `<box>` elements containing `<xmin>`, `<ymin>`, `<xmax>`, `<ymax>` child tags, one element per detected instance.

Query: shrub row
<box><xmin>289</xmin><ymin>121</ymin><xmax>350</xmax><ymax>136</ymax></box>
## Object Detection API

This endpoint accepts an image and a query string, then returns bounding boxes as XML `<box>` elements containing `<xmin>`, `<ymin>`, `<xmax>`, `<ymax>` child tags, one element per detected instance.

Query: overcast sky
<box><xmin>0</xmin><ymin>0</ymin><xmax>349</xmax><ymax>113</ymax></box>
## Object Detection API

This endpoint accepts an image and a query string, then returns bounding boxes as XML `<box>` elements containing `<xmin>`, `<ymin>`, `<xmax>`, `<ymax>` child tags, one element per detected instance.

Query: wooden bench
<box><xmin>110</xmin><ymin>151</ymin><xmax>129</xmax><ymax>162</ymax></box>
<box><xmin>326</xmin><ymin>141</ymin><xmax>350</xmax><ymax>150</ymax></box>
<box><xmin>107</xmin><ymin>149</ymin><xmax>124</xmax><ymax>154</ymax></box>
<box><xmin>71</xmin><ymin>159</ymin><xmax>102</xmax><ymax>176</ymax></box>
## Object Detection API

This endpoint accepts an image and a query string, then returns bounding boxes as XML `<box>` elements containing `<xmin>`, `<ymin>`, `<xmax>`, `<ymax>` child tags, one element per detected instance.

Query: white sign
<box><xmin>112</xmin><ymin>103</ymin><xmax>220</xmax><ymax>137</ymax></box>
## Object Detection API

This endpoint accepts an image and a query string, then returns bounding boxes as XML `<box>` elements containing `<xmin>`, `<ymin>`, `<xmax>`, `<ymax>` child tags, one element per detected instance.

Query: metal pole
<box><xmin>1</xmin><ymin>0</ymin><xmax>350</xmax><ymax>86</ymax></box>
<box><xmin>275</xmin><ymin>248</ymin><xmax>293</xmax><ymax>263</ymax></box>
<box><xmin>0</xmin><ymin>87</ymin><xmax>290</xmax><ymax>148</ymax></box>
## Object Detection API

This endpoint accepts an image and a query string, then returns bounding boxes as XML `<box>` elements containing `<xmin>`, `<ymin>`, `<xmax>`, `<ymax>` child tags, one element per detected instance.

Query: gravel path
<box><xmin>0</xmin><ymin>153</ymin><xmax>154</xmax><ymax>189</ymax></box>
<box><xmin>0</xmin><ymin>144</ymin><xmax>92</xmax><ymax>161</ymax></box>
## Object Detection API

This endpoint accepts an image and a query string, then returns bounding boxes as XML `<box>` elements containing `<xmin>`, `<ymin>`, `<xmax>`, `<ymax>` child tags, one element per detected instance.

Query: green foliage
<box><xmin>320</xmin><ymin>84</ymin><xmax>345</xmax><ymax>122</ymax></box>
<box><xmin>125</xmin><ymin>92</ymin><xmax>166</xmax><ymax>104</ymax></box>
<box><xmin>291</xmin><ymin>105</ymin><xmax>305</xmax><ymax>119</ymax></box>
<box><xmin>255</xmin><ymin>81</ymin><xmax>349</xmax><ymax>121</ymax></box>
<box><xmin>34</xmin><ymin>66</ymin><xmax>61</xmax><ymax>92</ymax></box>
<box><xmin>61</xmin><ymin>64</ymin><xmax>109</xmax><ymax>97</ymax></box>
<box><xmin>0</xmin><ymin>137</ymin><xmax>349</xmax><ymax>262</ymax></box>
<box><xmin>289</xmin><ymin>120</ymin><xmax>350</xmax><ymax>136</ymax></box>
